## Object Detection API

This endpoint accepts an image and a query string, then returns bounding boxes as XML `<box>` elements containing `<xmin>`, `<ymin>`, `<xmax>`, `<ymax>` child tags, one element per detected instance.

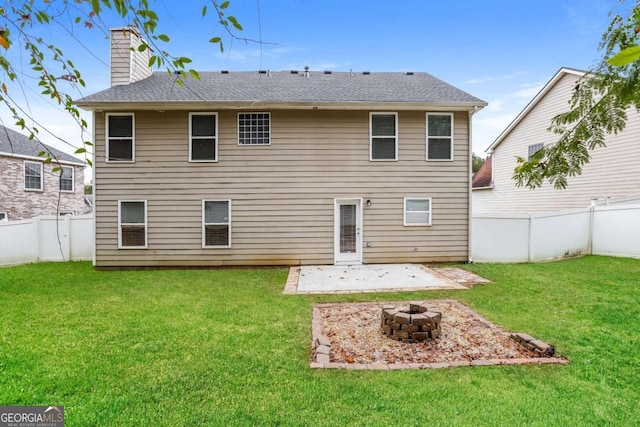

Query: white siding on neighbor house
<box><xmin>93</xmin><ymin>109</ymin><xmax>471</xmax><ymax>267</ymax></box>
<box><xmin>473</xmin><ymin>72</ymin><xmax>640</xmax><ymax>214</ymax></box>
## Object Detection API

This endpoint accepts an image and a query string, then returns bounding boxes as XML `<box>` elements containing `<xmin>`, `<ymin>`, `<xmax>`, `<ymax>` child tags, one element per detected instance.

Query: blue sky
<box><xmin>0</xmin><ymin>0</ymin><xmax>631</xmax><ymax>168</ymax></box>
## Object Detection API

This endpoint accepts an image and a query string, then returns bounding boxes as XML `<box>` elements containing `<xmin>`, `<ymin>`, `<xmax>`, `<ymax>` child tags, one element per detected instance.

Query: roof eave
<box><xmin>0</xmin><ymin>150</ymin><xmax>85</xmax><ymax>166</ymax></box>
<box><xmin>75</xmin><ymin>100</ymin><xmax>487</xmax><ymax>112</ymax></box>
<box><xmin>485</xmin><ymin>67</ymin><xmax>586</xmax><ymax>154</ymax></box>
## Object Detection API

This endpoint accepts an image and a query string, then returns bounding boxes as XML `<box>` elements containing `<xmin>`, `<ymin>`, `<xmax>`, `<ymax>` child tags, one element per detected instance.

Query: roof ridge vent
<box><xmin>405</xmin><ymin>71</ymin><xmax>414</xmax><ymax>75</ymax></box>
<box><xmin>290</xmin><ymin>70</ymin><xmax>299</xmax><ymax>74</ymax></box>
<box><xmin>324</xmin><ymin>70</ymin><xmax>332</xmax><ymax>74</ymax></box>
<box><xmin>221</xmin><ymin>70</ymin><xmax>229</xmax><ymax>74</ymax></box>
<box><xmin>362</xmin><ymin>71</ymin><xmax>370</xmax><ymax>75</ymax></box>
<box><xmin>258</xmin><ymin>70</ymin><xmax>267</xmax><ymax>74</ymax></box>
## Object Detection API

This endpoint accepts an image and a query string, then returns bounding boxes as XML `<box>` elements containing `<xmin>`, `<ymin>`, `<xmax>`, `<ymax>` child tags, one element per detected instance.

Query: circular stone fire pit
<box><xmin>380</xmin><ymin>302</ymin><xmax>442</xmax><ymax>343</ymax></box>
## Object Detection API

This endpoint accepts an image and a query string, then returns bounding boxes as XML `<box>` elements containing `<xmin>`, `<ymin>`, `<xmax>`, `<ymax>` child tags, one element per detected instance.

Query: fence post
<box><xmin>33</xmin><ymin>217</ymin><xmax>40</xmax><ymax>263</ymax></box>
<box><xmin>528</xmin><ymin>213</ymin><xmax>535</xmax><ymax>262</ymax></box>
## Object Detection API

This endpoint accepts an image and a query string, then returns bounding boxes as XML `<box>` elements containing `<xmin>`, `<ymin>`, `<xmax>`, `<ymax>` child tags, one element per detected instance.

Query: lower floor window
<box><xmin>404</xmin><ymin>198</ymin><xmax>432</xmax><ymax>226</ymax></box>
<box><xmin>119</xmin><ymin>200</ymin><xmax>147</xmax><ymax>248</ymax></box>
<box><xmin>0</xmin><ymin>212</ymin><xmax>7</xmax><ymax>222</ymax></box>
<box><xmin>203</xmin><ymin>200</ymin><xmax>231</xmax><ymax>247</ymax></box>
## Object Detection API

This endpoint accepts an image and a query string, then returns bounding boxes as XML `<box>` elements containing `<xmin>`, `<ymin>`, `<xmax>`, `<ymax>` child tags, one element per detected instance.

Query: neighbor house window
<box><xmin>203</xmin><ymin>200</ymin><xmax>231</xmax><ymax>248</ymax></box>
<box><xmin>370</xmin><ymin>113</ymin><xmax>398</xmax><ymax>160</ymax></box>
<box><xmin>118</xmin><ymin>200</ymin><xmax>147</xmax><ymax>248</ymax></box>
<box><xmin>0</xmin><ymin>212</ymin><xmax>7</xmax><ymax>222</ymax></box>
<box><xmin>528</xmin><ymin>143</ymin><xmax>544</xmax><ymax>160</ymax></box>
<box><xmin>59</xmin><ymin>165</ymin><xmax>74</xmax><ymax>192</ymax></box>
<box><xmin>427</xmin><ymin>113</ymin><xmax>453</xmax><ymax>160</ymax></box>
<box><xmin>190</xmin><ymin>112</ymin><xmax>218</xmax><ymax>161</ymax></box>
<box><xmin>24</xmin><ymin>161</ymin><xmax>43</xmax><ymax>191</ymax></box>
<box><xmin>238</xmin><ymin>113</ymin><xmax>270</xmax><ymax>145</ymax></box>
<box><xmin>404</xmin><ymin>198</ymin><xmax>432</xmax><ymax>226</ymax></box>
<box><xmin>107</xmin><ymin>113</ymin><xmax>134</xmax><ymax>162</ymax></box>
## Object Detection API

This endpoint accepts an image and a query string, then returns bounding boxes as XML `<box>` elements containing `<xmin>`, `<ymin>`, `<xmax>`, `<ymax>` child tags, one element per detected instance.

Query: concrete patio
<box><xmin>283</xmin><ymin>264</ymin><xmax>491</xmax><ymax>294</ymax></box>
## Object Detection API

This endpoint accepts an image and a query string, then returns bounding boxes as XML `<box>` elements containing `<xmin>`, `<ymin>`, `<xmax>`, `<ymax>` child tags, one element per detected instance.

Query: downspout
<box><xmin>467</xmin><ymin>108</ymin><xmax>474</xmax><ymax>263</ymax></box>
<box><xmin>92</xmin><ymin>110</ymin><xmax>97</xmax><ymax>267</ymax></box>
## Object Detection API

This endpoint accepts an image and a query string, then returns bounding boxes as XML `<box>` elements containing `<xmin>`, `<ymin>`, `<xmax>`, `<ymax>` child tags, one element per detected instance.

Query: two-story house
<box><xmin>75</xmin><ymin>27</ymin><xmax>486</xmax><ymax>268</ymax></box>
<box><xmin>0</xmin><ymin>125</ymin><xmax>85</xmax><ymax>221</ymax></box>
<box><xmin>473</xmin><ymin>67</ymin><xmax>640</xmax><ymax>214</ymax></box>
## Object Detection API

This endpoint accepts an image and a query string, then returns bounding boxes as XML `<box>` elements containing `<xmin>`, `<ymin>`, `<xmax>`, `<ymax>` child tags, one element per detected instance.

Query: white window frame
<box><xmin>238</xmin><ymin>112</ymin><xmax>271</xmax><ymax>145</ymax></box>
<box><xmin>106</xmin><ymin>113</ymin><xmax>135</xmax><ymax>163</ymax></box>
<box><xmin>189</xmin><ymin>112</ymin><xmax>218</xmax><ymax>162</ymax></box>
<box><xmin>24</xmin><ymin>161</ymin><xmax>43</xmax><ymax>191</ymax></box>
<box><xmin>59</xmin><ymin>165</ymin><xmax>74</xmax><ymax>192</ymax></box>
<box><xmin>403</xmin><ymin>197</ymin><xmax>432</xmax><ymax>226</ymax></box>
<box><xmin>0</xmin><ymin>212</ymin><xmax>7</xmax><ymax>222</ymax></box>
<box><xmin>426</xmin><ymin>113</ymin><xmax>454</xmax><ymax>161</ymax></box>
<box><xmin>118</xmin><ymin>200</ymin><xmax>147</xmax><ymax>249</ymax></box>
<box><xmin>528</xmin><ymin>143</ymin><xmax>544</xmax><ymax>160</ymax></box>
<box><xmin>369</xmin><ymin>112</ymin><xmax>398</xmax><ymax>161</ymax></box>
<box><xmin>202</xmin><ymin>199</ymin><xmax>231</xmax><ymax>248</ymax></box>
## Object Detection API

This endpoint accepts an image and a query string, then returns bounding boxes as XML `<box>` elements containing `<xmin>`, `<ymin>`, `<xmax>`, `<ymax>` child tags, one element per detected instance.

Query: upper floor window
<box><xmin>427</xmin><ymin>113</ymin><xmax>453</xmax><ymax>161</ymax></box>
<box><xmin>528</xmin><ymin>143</ymin><xmax>544</xmax><ymax>160</ymax></box>
<box><xmin>370</xmin><ymin>113</ymin><xmax>398</xmax><ymax>161</ymax></box>
<box><xmin>24</xmin><ymin>161</ymin><xmax>43</xmax><ymax>191</ymax></box>
<box><xmin>60</xmin><ymin>166</ymin><xmax>74</xmax><ymax>192</ymax></box>
<box><xmin>238</xmin><ymin>112</ymin><xmax>270</xmax><ymax>145</ymax></box>
<box><xmin>107</xmin><ymin>113</ymin><xmax>135</xmax><ymax>162</ymax></box>
<box><xmin>190</xmin><ymin>113</ymin><xmax>218</xmax><ymax>161</ymax></box>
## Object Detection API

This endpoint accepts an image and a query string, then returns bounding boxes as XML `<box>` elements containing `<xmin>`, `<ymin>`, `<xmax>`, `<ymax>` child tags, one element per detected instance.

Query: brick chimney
<box><xmin>110</xmin><ymin>27</ymin><xmax>153</xmax><ymax>86</ymax></box>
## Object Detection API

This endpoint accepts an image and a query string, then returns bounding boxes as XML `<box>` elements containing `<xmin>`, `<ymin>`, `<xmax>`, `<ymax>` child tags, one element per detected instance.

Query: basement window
<box><xmin>118</xmin><ymin>200</ymin><xmax>147</xmax><ymax>248</ymax></box>
<box><xmin>203</xmin><ymin>200</ymin><xmax>231</xmax><ymax>248</ymax></box>
<box><xmin>238</xmin><ymin>113</ymin><xmax>270</xmax><ymax>145</ymax></box>
<box><xmin>404</xmin><ymin>198</ymin><xmax>432</xmax><ymax>226</ymax></box>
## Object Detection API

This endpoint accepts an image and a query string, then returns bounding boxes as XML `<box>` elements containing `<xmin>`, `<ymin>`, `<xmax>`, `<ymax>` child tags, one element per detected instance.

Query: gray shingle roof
<box><xmin>76</xmin><ymin>71</ymin><xmax>487</xmax><ymax>107</ymax></box>
<box><xmin>0</xmin><ymin>125</ymin><xmax>83</xmax><ymax>164</ymax></box>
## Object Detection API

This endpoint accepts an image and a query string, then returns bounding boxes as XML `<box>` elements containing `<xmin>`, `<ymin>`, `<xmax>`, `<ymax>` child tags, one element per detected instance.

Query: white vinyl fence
<box><xmin>472</xmin><ymin>204</ymin><xmax>640</xmax><ymax>263</ymax></box>
<box><xmin>0</xmin><ymin>215</ymin><xmax>93</xmax><ymax>266</ymax></box>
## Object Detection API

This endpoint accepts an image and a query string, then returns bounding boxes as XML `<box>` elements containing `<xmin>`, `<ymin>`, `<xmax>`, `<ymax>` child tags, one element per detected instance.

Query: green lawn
<box><xmin>0</xmin><ymin>256</ymin><xmax>638</xmax><ymax>426</ymax></box>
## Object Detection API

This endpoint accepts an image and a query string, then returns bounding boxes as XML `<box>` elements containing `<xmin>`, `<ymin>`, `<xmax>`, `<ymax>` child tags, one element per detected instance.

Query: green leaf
<box><xmin>189</xmin><ymin>69</ymin><xmax>200</xmax><ymax>80</ymax></box>
<box><xmin>38</xmin><ymin>150</ymin><xmax>45</xmax><ymax>157</ymax></box>
<box><xmin>209</xmin><ymin>37</ymin><xmax>221</xmax><ymax>43</ymax></box>
<box><xmin>607</xmin><ymin>45</ymin><xmax>640</xmax><ymax>66</ymax></box>
<box><xmin>158</xmin><ymin>34</ymin><xmax>170</xmax><ymax>42</ymax></box>
<box><xmin>202</xmin><ymin>5</ymin><xmax>207</xmax><ymax>16</ymax></box>
<box><xmin>138</xmin><ymin>43</ymin><xmax>148</xmax><ymax>52</ymax></box>
<box><xmin>149</xmin><ymin>56</ymin><xmax>157</xmax><ymax>67</ymax></box>
<box><xmin>179</xmin><ymin>57</ymin><xmax>192</xmax><ymax>64</ymax></box>
<box><xmin>220</xmin><ymin>1</ymin><xmax>230</xmax><ymax>9</ymax></box>
<box><xmin>75</xmin><ymin>147</ymin><xmax>87</xmax><ymax>154</ymax></box>
<box><xmin>86</xmin><ymin>158</ymin><xmax>93</xmax><ymax>167</ymax></box>
<box><xmin>228</xmin><ymin>16</ymin><xmax>243</xmax><ymax>31</ymax></box>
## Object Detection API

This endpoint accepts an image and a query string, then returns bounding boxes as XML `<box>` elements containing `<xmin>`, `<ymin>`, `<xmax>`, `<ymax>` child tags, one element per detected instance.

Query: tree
<box><xmin>513</xmin><ymin>1</ymin><xmax>640</xmax><ymax>189</ymax></box>
<box><xmin>472</xmin><ymin>153</ymin><xmax>486</xmax><ymax>174</ymax></box>
<box><xmin>0</xmin><ymin>0</ymin><xmax>243</xmax><ymax>168</ymax></box>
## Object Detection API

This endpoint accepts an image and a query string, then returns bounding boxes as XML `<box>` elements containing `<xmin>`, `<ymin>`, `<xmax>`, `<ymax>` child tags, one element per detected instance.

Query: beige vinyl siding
<box><xmin>473</xmin><ymin>72</ymin><xmax>640</xmax><ymax>214</ymax></box>
<box><xmin>94</xmin><ymin>110</ymin><xmax>470</xmax><ymax>267</ymax></box>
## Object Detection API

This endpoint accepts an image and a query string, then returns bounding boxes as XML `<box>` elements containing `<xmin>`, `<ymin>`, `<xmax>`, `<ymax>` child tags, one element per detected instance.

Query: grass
<box><xmin>0</xmin><ymin>256</ymin><xmax>638</xmax><ymax>426</ymax></box>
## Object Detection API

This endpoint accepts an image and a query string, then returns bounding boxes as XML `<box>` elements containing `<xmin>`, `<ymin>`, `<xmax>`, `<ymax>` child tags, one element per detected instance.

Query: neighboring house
<box><xmin>75</xmin><ymin>27</ymin><xmax>486</xmax><ymax>268</ymax></box>
<box><xmin>0</xmin><ymin>126</ymin><xmax>85</xmax><ymax>221</ymax></box>
<box><xmin>473</xmin><ymin>67</ymin><xmax>640</xmax><ymax>214</ymax></box>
